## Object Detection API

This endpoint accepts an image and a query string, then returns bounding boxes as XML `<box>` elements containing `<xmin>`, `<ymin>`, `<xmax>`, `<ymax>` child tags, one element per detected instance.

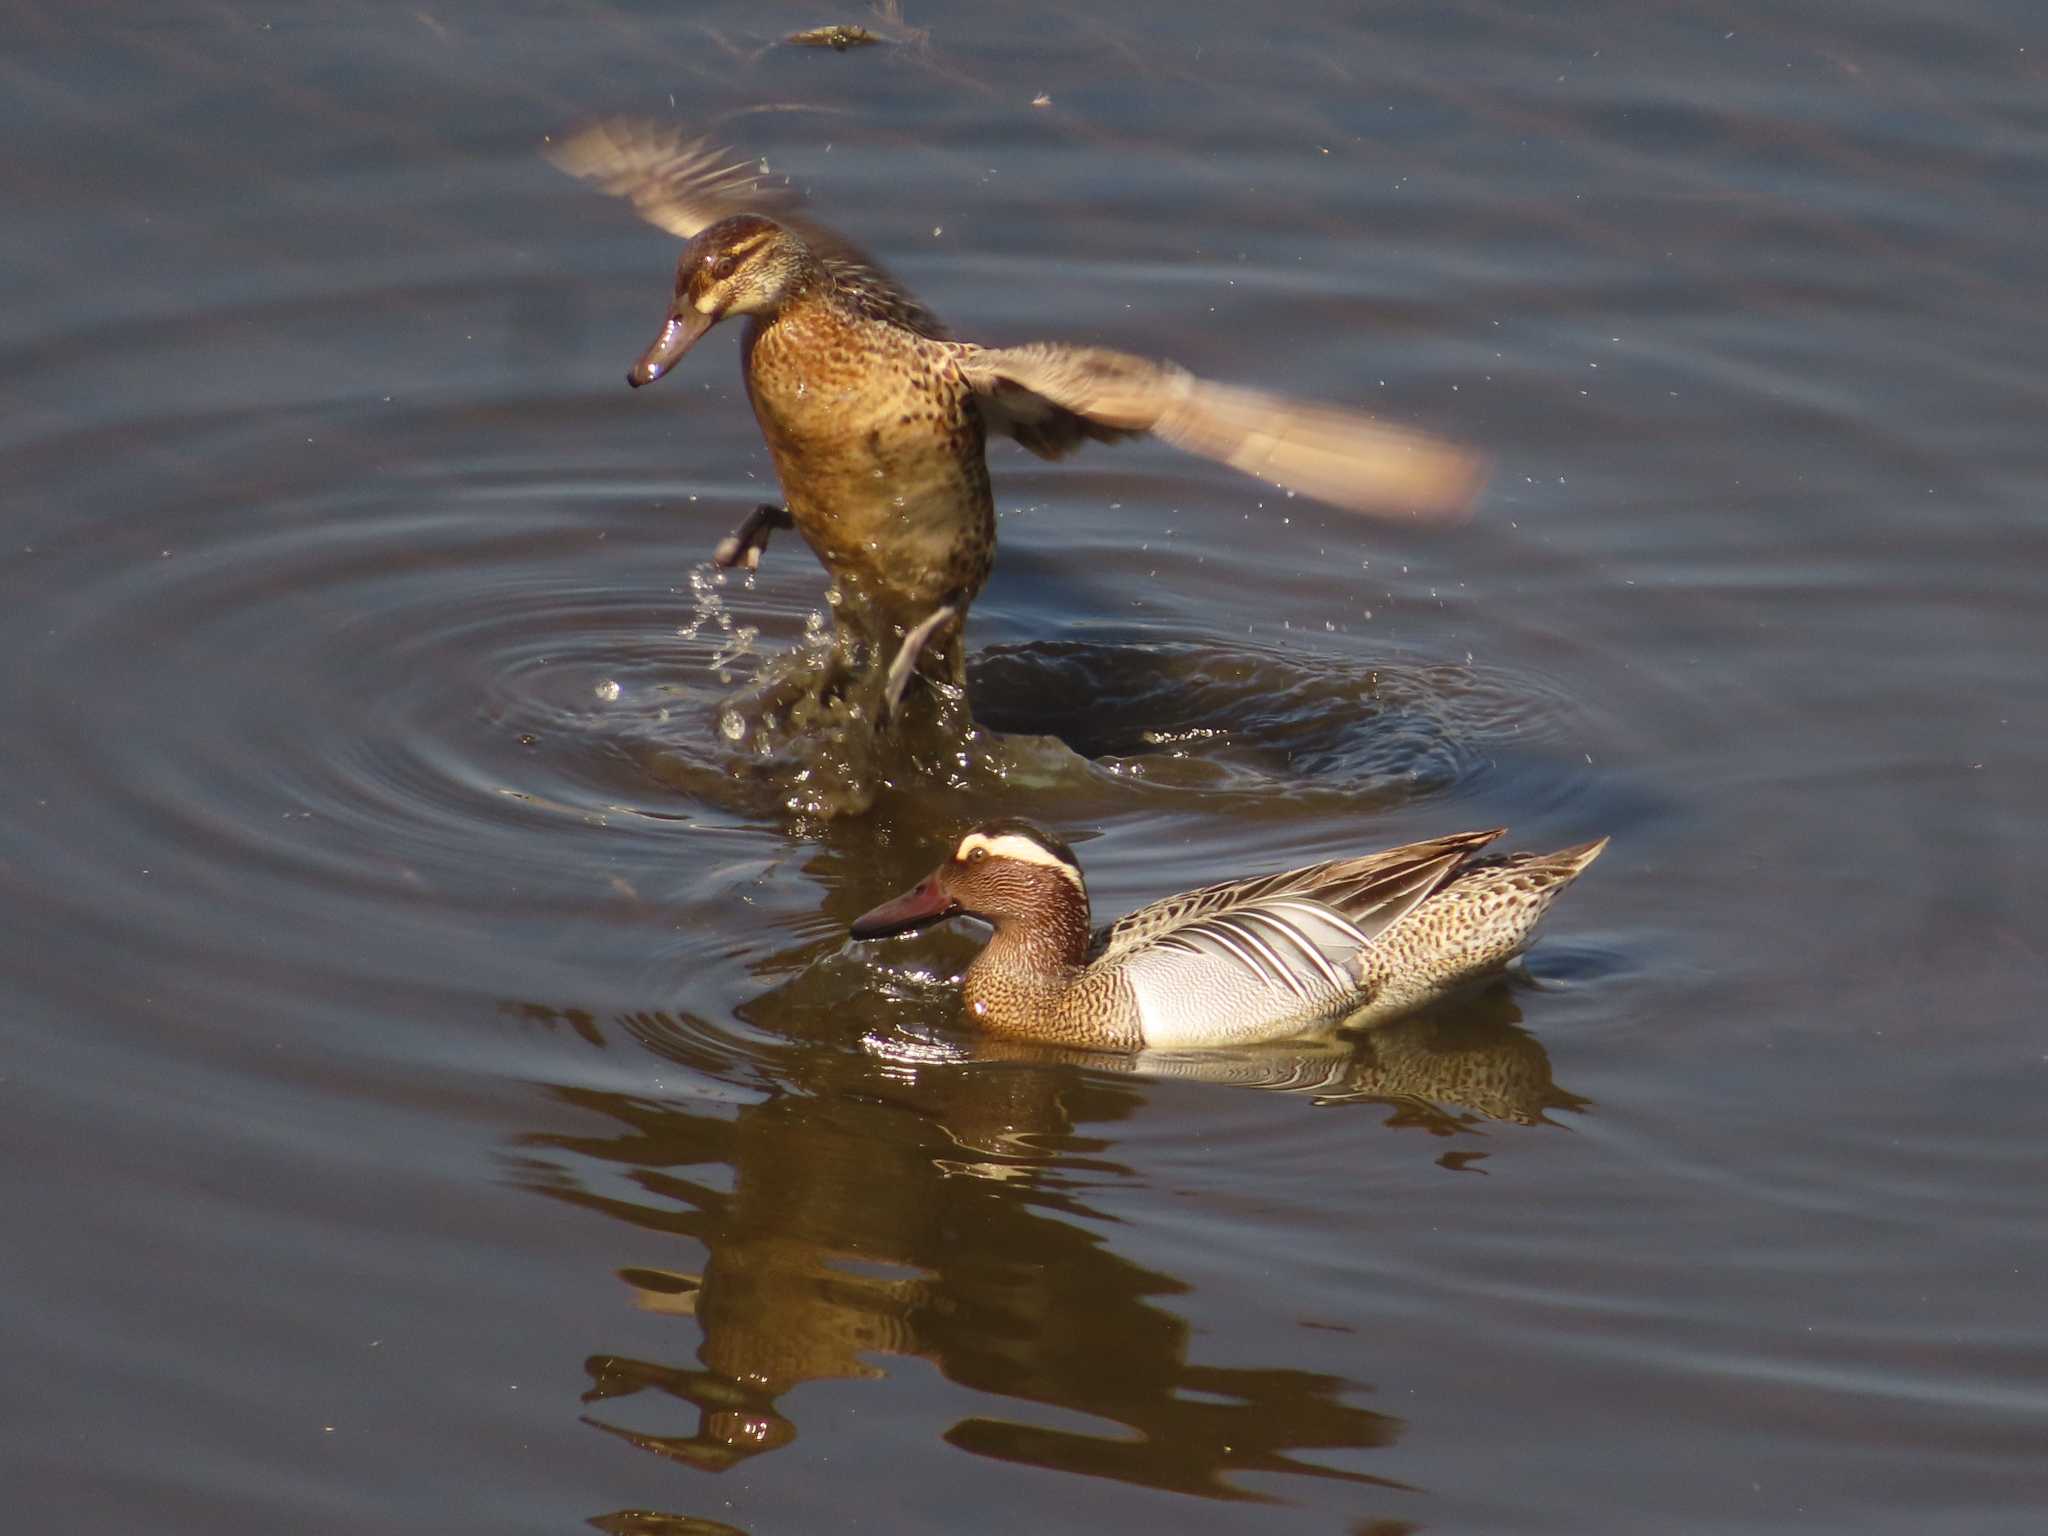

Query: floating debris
<box><xmin>786</xmin><ymin>24</ymin><xmax>881</xmax><ymax>50</ymax></box>
<box><xmin>1030</xmin><ymin>92</ymin><xmax>1052</xmax><ymax>108</ymax></box>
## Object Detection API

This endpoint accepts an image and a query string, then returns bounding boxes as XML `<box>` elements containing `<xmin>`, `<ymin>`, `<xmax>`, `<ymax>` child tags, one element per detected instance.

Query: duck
<box><xmin>547</xmin><ymin>120</ymin><xmax>1487</xmax><ymax>716</ymax></box>
<box><xmin>849</xmin><ymin>820</ymin><xmax>1606</xmax><ymax>1050</ymax></box>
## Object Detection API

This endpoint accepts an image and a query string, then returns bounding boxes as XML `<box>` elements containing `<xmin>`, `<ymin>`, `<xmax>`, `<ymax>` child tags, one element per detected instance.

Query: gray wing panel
<box><xmin>1119</xmin><ymin>899</ymin><xmax>1366</xmax><ymax>1048</ymax></box>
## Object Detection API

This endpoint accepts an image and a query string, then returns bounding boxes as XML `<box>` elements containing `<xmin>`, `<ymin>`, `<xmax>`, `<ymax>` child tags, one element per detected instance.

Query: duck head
<box><xmin>629</xmin><ymin>213</ymin><xmax>812</xmax><ymax>387</ymax></box>
<box><xmin>850</xmin><ymin>820</ymin><xmax>1090</xmax><ymax>939</ymax></box>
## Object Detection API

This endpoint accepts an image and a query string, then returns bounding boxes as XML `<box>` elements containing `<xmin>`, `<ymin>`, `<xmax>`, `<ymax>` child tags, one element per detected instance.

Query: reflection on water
<box><xmin>894</xmin><ymin>993</ymin><xmax>1590</xmax><ymax>1129</ymax></box>
<box><xmin>588</xmin><ymin>1507</ymin><xmax>748</xmax><ymax>1536</ymax></box>
<box><xmin>511</xmin><ymin>988</ymin><xmax>1579</xmax><ymax>1511</ymax></box>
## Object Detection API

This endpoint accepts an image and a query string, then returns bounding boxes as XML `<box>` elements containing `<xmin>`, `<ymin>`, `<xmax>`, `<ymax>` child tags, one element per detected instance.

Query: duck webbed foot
<box><xmin>712</xmin><ymin>503</ymin><xmax>795</xmax><ymax>571</ymax></box>
<box><xmin>879</xmin><ymin>603</ymin><xmax>961</xmax><ymax>726</ymax></box>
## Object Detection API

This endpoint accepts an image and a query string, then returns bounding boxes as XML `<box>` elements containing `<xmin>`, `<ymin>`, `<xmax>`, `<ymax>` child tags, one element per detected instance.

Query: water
<box><xmin>5</xmin><ymin>1</ymin><xmax>2045</xmax><ymax>1531</ymax></box>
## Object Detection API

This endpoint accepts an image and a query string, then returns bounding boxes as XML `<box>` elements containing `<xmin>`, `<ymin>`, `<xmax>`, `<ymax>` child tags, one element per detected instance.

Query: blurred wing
<box><xmin>545</xmin><ymin>118</ymin><xmax>950</xmax><ymax>337</ymax></box>
<box><xmin>544</xmin><ymin>119</ymin><xmax>785</xmax><ymax>239</ymax></box>
<box><xmin>959</xmin><ymin>342</ymin><xmax>1487</xmax><ymax>520</ymax></box>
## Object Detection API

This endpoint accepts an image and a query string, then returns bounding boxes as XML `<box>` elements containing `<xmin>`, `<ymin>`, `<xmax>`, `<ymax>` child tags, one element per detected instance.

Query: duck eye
<box><xmin>710</xmin><ymin>253</ymin><xmax>738</xmax><ymax>282</ymax></box>
<box><xmin>967</xmin><ymin>846</ymin><xmax>988</xmax><ymax>863</ymax></box>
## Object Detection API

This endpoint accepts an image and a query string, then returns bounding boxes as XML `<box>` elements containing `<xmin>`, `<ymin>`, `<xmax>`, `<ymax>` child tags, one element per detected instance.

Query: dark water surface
<box><xmin>5</xmin><ymin>1</ymin><xmax>2045</xmax><ymax>1531</ymax></box>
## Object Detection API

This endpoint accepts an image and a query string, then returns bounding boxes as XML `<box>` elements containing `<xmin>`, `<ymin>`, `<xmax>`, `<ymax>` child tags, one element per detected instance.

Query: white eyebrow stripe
<box><xmin>956</xmin><ymin>832</ymin><xmax>1085</xmax><ymax>892</ymax></box>
<box><xmin>708</xmin><ymin>229</ymin><xmax>775</xmax><ymax>267</ymax></box>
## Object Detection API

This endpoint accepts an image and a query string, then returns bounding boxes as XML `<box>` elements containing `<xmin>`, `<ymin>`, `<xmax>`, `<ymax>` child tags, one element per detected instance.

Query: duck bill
<box><xmin>627</xmin><ymin>309</ymin><xmax>713</xmax><ymax>387</ymax></box>
<box><xmin>850</xmin><ymin>873</ymin><xmax>959</xmax><ymax>940</ymax></box>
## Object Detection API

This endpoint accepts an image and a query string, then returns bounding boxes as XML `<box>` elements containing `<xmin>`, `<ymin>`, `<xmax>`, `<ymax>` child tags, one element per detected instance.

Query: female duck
<box><xmin>548</xmin><ymin>121</ymin><xmax>1486</xmax><ymax>714</ymax></box>
<box><xmin>850</xmin><ymin>820</ymin><xmax>1606</xmax><ymax>1051</ymax></box>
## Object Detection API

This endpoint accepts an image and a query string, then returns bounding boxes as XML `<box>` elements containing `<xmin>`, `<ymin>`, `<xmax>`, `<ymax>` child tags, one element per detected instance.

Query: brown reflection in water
<box><xmin>957</xmin><ymin>993</ymin><xmax>1587</xmax><ymax>1130</ymax></box>
<box><xmin>512</xmin><ymin>971</ymin><xmax>1582</xmax><ymax>1505</ymax></box>
<box><xmin>587</xmin><ymin>1508</ymin><xmax>747</xmax><ymax>1536</ymax></box>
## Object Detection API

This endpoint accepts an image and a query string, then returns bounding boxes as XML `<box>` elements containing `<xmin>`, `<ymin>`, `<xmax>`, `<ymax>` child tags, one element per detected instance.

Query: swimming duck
<box><xmin>548</xmin><ymin>121</ymin><xmax>1486</xmax><ymax>715</ymax></box>
<box><xmin>850</xmin><ymin>820</ymin><xmax>1606</xmax><ymax>1050</ymax></box>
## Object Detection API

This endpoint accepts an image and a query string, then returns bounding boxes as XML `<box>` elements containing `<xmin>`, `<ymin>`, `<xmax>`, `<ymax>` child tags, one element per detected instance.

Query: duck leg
<box><xmin>879</xmin><ymin>602</ymin><xmax>961</xmax><ymax>726</ymax></box>
<box><xmin>712</xmin><ymin>503</ymin><xmax>794</xmax><ymax>571</ymax></box>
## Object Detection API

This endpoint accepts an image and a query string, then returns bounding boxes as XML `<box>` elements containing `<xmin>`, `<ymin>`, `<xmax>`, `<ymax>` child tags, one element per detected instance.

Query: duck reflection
<box><xmin>901</xmin><ymin>993</ymin><xmax>1587</xmax><ymax>1130</ymax></box>
<box><xmin>510</xmin><ymin>957</ymin><xmax>1582</xmax><ymax>1504</ymax></box>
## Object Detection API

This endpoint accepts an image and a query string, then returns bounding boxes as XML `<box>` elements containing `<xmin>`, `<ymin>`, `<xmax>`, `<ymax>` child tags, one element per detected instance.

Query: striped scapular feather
<box><xmin>1090</xmin><ymin>828</ymin><xmax>1504</xmax><ymax>972</ymax></box>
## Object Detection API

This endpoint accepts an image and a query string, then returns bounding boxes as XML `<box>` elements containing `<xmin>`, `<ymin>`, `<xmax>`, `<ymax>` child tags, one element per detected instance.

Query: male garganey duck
<box><xmin>548</xmin><ymin>121</ymin><xmax>1487</xmax><ymax>716</ymax></box>
<box><xmin>850</xmin><ymin>820</ymin><xmax>1606</xmax><ymax>1050</ymax></box>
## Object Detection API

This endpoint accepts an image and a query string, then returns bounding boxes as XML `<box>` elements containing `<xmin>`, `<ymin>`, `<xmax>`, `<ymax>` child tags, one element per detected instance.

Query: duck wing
<box><xmin>1099</xmin><ymin>831</ymin><xmax>1502</xmax><ymax>1048</ymax></box>
<box><xmin>545</xmin><ymin>119</ymin><xmax>952</xmax><ymax>337</ymax></box>
<box><xmin>1091</xmin><ymin>828</ymin><xmax>1503</xmax><ymax>966</ymax></box>
<box><xmin>957</xmin><ymin>342</ymin><xmax>1486</xmax><ymax>520</ymax></box>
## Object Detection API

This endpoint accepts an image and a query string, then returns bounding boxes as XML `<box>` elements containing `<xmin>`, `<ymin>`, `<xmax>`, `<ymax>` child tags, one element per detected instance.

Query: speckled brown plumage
<box><xmin>850</xmin><ymin>821</ymin><xmax>1608</xmax><ymax>1051</ymax></box>
<box><xmin>1341</xmin><ymin>845</ymin><xmax>1610</xmax><ymax>1030</ymax></box>
<box><xmin>740</xmin><ymin>294</ymin><xmax>994</xmax><ymax>686</ymax></box>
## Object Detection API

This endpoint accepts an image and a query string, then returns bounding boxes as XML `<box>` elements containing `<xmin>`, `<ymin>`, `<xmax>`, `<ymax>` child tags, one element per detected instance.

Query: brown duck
<box><xmin>548</xmin><ymin>121</ymin><xmax>1487</xmax><ymax>714</ymax></box>
<box><xmin>850</xmin><ymin>820</ymin><xmax>1606</xmax><ymax>1051</ymax></box>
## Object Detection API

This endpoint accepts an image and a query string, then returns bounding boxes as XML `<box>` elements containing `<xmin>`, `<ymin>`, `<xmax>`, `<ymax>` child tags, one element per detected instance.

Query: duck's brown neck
<box><xmin>963</xmin><ymin>887</ymin><xmax>1093</xmax><ymax>1014</ymax></box>
<box><xmin>990</xmin><ymin>893</ymin><xmax>1092</xmax><ymax>968</ymax></box>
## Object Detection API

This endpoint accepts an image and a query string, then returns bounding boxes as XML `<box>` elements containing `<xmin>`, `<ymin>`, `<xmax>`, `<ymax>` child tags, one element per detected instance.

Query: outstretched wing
<box><xmin>544</xmin><ymin>119</ymin><xmax>782</xmax><ymax>238</ymax></box>
<box><xmin>550</xmin><ymin>121</ymin><xmax>1485</xmax><ymax>507</ymax></box>
<box><xmin>958</xmin><ymin>342</ymin><xmax>1487</xmax><ymax>520</ymax></box>
<box><xmin>545</xmin><ymin>118</ymin><xmax>951</xmax><ymax>337</ymax></box>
